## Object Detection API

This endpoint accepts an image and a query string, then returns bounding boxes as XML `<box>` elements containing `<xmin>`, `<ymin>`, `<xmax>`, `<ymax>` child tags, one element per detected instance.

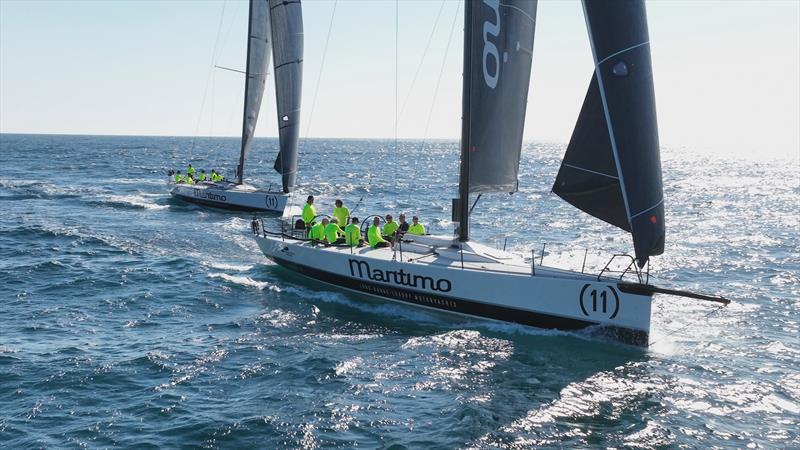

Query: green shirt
<box><xmin>368</xmin><ymin>224</ymin><xmax>387</xmax><ymax>247</ymax></box>
<box><xmin>309</xmin><ymin>222</ymin><xmax>325</xmax><ymax>241</ymax></box>
<box><xmin>408</xmin><ymin>223</ymin><xmax>425</xmax><ymax>235</ymax></box>
<box><xmin>198</xmin><ymin>172</ymin><xmax>207</xmax><ymax>181</ymax></box>
<box><xmin>383</xmin><ymin>221</ymin><xmax>399</xmax><ymax>237</ymax></box>
<box><xmin>333</xmin><ymin>206</ymin><xmax>350</xmax><ymax>227</ymax></box>
<box><xmin>174</xmin><ymin>174</ymin><xmax>183</xmax><ymax>183</ymax></box>
<box><xmin>344</xmin><ymin>223</ymin><xmax>361</xmax><ymax>246</ymax></box>
<box><xmin>302</xmin><ymin>203</ymin><xmax>316</xmax><ymax>224</ymax></box>
<box><xmin>187</xmin><ymin>166</ymin><xmax>196</xmax><ymax>175</ymax></box>
<box><xmin>324</xmin><ymin>223</ymin><xmax>344</xmax><ymax>243</ymax></box>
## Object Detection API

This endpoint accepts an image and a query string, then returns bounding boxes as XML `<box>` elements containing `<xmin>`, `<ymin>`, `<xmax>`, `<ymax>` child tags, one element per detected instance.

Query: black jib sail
<box><xmin>236</xmin><ymin>0</ymin><xmax>272</xmax><ymax>185</ymax></box>
<box><xmin>552</xmin><ymin>0</ymin><xmax>664</xmax><ymax>267</ymax></box>
<box><xmin>269</xmin><ymin>0</ymin><xmax>303</xmax><ymax>193</ymax></box>
<box><xmin>457</xmin><ymin>0</ymin><xmax>538</xmax><ymax>240</ymax></box>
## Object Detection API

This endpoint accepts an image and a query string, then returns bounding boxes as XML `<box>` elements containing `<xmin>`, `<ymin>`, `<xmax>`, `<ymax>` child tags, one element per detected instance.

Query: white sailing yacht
<box><xmin>170</xmin><ymin>0</ymin><xmax>303</xmax><ymax>213</ymax></box>
<box><xmin>251</xmin><ymin>0</ymin><xmax>728</xmax><ymax>346</ymax></box>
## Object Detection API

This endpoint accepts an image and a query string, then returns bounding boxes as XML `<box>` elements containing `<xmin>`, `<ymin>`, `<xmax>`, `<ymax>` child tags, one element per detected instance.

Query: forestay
<box><xmin>236</xmin><ymin>0</ymin><xmax>272</xmax><ymax>185</ymax></box>
<box><xmin>269</xmin><ymin>0</ymin><xmax>303</xmax><ymax>193</ymax></box>
<box><xmin>462</xmin><ymin>0</ymin><xmax>537</xmax><ymax>194</ymax></box>
<box><xmin>552</xmin><ymin>0</ymin><xmax>664</xmax><ymax>267</ymax></box>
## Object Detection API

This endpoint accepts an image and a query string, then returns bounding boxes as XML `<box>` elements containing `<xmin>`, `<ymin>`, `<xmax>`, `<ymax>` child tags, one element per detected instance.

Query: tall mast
<box><xmin>235</xmin><ymin>1</ymin><xmax>255</xmax><ymax>185</ymax></box>
<box><xmin>456</xmin><ymin>0</ymin><xmax>473</xmax><ymax>242</ymax></box>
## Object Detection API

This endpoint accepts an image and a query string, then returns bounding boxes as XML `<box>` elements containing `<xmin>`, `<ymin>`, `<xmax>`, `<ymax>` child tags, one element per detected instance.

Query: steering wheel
<box><xmin>360</xmin><ymin>214</ymin><xmax>384</xmax><ymax>236</ymax></box>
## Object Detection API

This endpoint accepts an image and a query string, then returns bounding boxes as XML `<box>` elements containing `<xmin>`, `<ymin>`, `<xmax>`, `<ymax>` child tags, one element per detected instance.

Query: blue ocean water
<box><xmin>0</xmin><ymin>133</ymin><xmax>797</xmax><ymax>448</ymax></box>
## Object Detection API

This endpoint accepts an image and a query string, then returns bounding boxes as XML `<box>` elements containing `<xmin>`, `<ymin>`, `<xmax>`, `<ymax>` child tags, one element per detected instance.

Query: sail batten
<box><xmin>553</xmin><ymin>0</ymin><xmax>664</xmax><ymax>266</ymax></box>
<box><xmin>236</xmin><ymin>0</ymin><xmax>272</xmax><ymax>185</ymax></box>
<box><xmin>269</xmin><ymin>0</ymin><xmax>303</xmax><ymax>193</ymax></box>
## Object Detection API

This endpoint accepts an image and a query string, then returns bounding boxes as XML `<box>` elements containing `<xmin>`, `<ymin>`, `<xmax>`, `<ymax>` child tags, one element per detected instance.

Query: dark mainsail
<box><xmin>553</xmin><ymin>0</ymin><xmax>664</xmax><ymax>266</ymax></box>
<box><xmin>236</xmin><ymin>0</ymin><xmax>272</xmax><ymax>185</ymax></box>
<box><xmin>457</xmin><ymin>0</ymin><xmax>537</xmax><ymax>240</ymax></box>
<box><xmin>269</xmin><ymin>0</ymin><xmax>303</xmax><ymax>193</ymax></box>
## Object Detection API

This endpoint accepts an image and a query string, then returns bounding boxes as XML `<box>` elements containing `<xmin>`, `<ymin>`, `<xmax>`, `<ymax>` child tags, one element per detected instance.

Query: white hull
<box><xmin>254</xmin><ymin>233</ymin><xmax>653</xmax><ymax>346</ymax></box>
<box><xmin>169</xmin><ymin>181</ymin><xmax>289</xmax><ymax>213</ymax></box>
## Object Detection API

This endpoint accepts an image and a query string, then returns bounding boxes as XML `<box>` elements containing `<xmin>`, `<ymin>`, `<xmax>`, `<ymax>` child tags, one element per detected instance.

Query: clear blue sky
<box><xmin>1</xmin><ymin>0</ymin><xmax>798</xmax><ymax>158</ymax></box>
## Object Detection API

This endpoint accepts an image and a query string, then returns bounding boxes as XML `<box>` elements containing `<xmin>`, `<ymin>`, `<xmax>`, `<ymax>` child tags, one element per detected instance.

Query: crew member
<box><xmin>332</xmin><ymin>199</ymin><xmax>350</xmax><ymax>227</ymax></box>
<box><xmin>197</xmin><ymin>169</ymin><xmax>207</xmax><ymax>182</ymax></box>
<box><xmin>398</xmin><ymin>214</ymin><xmax>410</xmax><ymax>235</ymax></box>
<box><xmin>325</xmin><ymin>218</ymin><xmax>346</xmax><ymax>244</ymax></box>
<box><xmin>187</xmin><ymin>164</ymin><xmax>196</xmax><ymax>178</ymax></box>
<box><xmin>211</xmin><ymin>169</ymin><xmax>222</xmax><ymax>182</ymax></box>
<box><xmin>345</xmin><ymin>217</ymin><xmax>364</xmax><ymax>247</ymax></box>
<box><xmin>383</xmin><ymin>214</ymin><xmax>399</xmax><ymax>242</ymax></box>
<box><xmin>302</xmin><ymin>195</ymin><xmax>316</xmax><ymax>227</ymax></box>
<box><xmin>174</xmin><ymin>171</ymin><xmax>183</xmax><ymax>183</ymax></box>
<box><xmin>309</xmin><ymin>218</ymin><xmax>327</xmax><ymax>242</ymax></box>
<box><xmin>368</xmin><ymin>217</ymin><xmax>390</xmax><ymax>248</ymax></box>
<box><xmin>408</xmin><ymin>216</ymin><xmax>426</xmax><ymax>235</ymax></box>
<box><xmin>186</xmin><ymin>173</ymin><xmax>195</xmax><ymax>185</ymax></box>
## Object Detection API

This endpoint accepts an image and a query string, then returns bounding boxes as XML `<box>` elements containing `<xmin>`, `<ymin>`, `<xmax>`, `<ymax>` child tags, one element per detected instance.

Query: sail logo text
<box><xmin>348</xmin><ymin>259</ymin><xmax>452</xmax><ymax>293</ymax></box>
<box><xmin>482</xmin><ymin>0</ymin><xmax>501</xmax><ymax>89</ymax></box>
<box><xmin>193</xmin><ymin>189</ymin><xmax>227</xmax><ymax>202</ymax></box>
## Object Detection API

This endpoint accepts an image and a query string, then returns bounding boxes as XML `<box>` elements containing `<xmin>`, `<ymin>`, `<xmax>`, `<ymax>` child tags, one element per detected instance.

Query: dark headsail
<box><xmin>457</xmin><ymin>0</ymin><xmax>538</xmax><ymax>240</ymax></box>
<box><xmin>269</xmin><ymin>0</ymin><xmax>303</xmax><ymax>193</ymax></box>
<box><xmin>236</xmin><ymin>0</ymin><xmax>272</xmax><ymax>185</ymax></box>
<box><xmin>552</xmin><ymin>0</ymin><xmax>664</xmax><ymax>266</ymax></box>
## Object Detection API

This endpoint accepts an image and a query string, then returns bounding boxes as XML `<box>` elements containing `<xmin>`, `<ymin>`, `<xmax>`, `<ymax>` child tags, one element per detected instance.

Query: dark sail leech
<box><xmin>269</xmin><ymin>0</ymin><xmax>303</xmax><ymax>193</ymax></box>
<box><xmin>553</xmin><ymin>0</ymin><xmax>664</xmax><ymax>266</ymax></box>
<box><xmin>236</xmin><ymin>0</ymin><xmax>272</xmax><ymax>185</ymax></box>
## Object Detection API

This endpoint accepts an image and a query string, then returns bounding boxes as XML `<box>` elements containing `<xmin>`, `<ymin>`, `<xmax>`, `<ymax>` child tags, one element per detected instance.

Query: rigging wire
<box><xmin>355</xmin><ymin>0</ymin><xmax>400</xmax><ymax>218</ymax></box>
<box><xmin>394</xmin><ymin>0</ymin><xmax>399</xmax><ymax>156</ymax></box>
<box><xmin>191</xmin><ymin>0</ymin><xmax>228</xmax><ymax>152</ymax></box>
<box><xmin>403</xmin><ymin>0</ymin><xmax>461</xmax><ymax>209</ymax></box>
<box><xmin>397</xmin><ymin>0</ymin><xmax>447</xmax><ymax>122</ymax></box>
<box><xmin>288</xmin><ymin>0</ymin><xmax>338</xmax><ymax>214</ymax></box>
<box><xmin>420</xmin><ymin>1</ymin><xmax>461</xmax><ymax>155</ymax></box>
<box><xmin>302</xmin><ymin>0</ymin><xmax>338</xmax><ymax>145</ymax></box>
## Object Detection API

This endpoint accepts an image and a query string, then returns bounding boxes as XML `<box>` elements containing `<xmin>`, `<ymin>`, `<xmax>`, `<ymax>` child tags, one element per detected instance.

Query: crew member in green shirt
<box><xmin>325</xmin><ymin>218</ymin><xmax>345</xmax><ymax>244</ymax></box>
<box><xmin>309</xmin><ymin>218</ymin><xmax>327</xmax><ymax>242</ymax></box>
<box><xmin>345</xmin><ymin>217</ymin><xmax>364</xmax><ymax>247</ymax></box>
<box><xmin>187</xmin><ymin>164</ymin><xmax>196</xmax><ymax>178</ymax></box>
<box><xmin>382</xmin><ymin>214</ymin><xmax>399</xmax><ymax>242</ymax></box>
<box><xmin>197</xmin><ymin>170</ymin><xmax>207</xmax><ymax>182</ymax></box>
<box><xmin>302</xmin><ymin>195</ymin><xmax>316</xmax><ymax>227</ymax></box>
<box><xmin>174</xmin><ymin>171</ymin><xmax>184</xmax><ymax>183</ymax></box>
<box><xmin>332</xmin><ymin>199</ymin><xmax>350</xmax><ymax>227</ymax></box>
<box><xmin>408</xmin><ymin>216</ymin><xmax>426</xmax><ymax>235</ymax></box>
<box><xmin>368</xmin><ymin>217</ymin><xmax>390</xmax><ymax>248</ymax></box>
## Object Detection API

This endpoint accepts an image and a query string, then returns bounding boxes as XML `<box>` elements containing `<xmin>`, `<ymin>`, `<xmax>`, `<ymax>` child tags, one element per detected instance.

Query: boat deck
<box><xmin>169</xmin><ymin>180</ymin><xmax>284</xmax><ymax>194</ymax></box>
<box><xmin>274</xmin><ymin>233</ymin><xmax>601</xmax><ymax>282</ymax></box>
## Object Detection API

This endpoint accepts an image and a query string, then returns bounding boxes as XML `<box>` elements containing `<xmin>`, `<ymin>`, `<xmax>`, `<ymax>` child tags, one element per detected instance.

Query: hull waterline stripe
<box><xmin>268</xmin><ymin>255</ymin><xmax>649</xmax><ymax>346</ymax></box>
